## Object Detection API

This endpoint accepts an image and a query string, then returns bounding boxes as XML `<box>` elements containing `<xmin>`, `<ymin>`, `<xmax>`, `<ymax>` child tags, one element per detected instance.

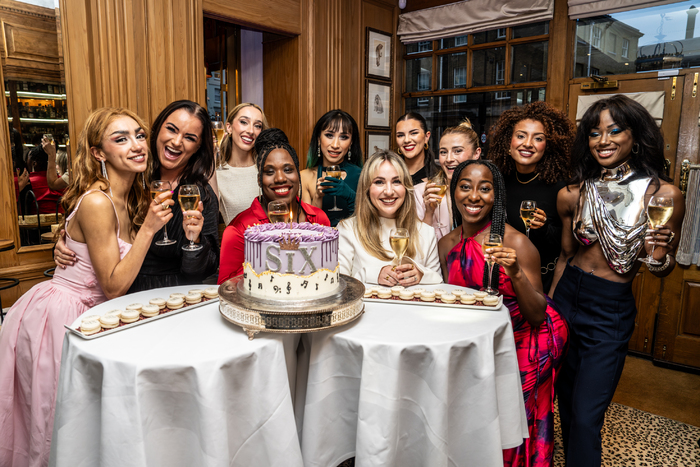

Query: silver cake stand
<box><xmin>219</xmin><ymin>274</ymin><xmax>365</xmax><ymax>340</ymax></box>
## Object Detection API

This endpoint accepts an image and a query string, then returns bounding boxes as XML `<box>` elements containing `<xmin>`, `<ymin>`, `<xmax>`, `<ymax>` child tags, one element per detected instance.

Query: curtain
<box><xmin>397</xmin><ymin>0</ymin><xmax>554</xmax><ymax>44</ymax></box>
<box><xmin>677</xmin><ymin>166</ymin><xmax>700</xmax><ymax>266</ymax></box>
<box><xmin>568</xmin><ymin>0</ymin><xmax>687</xmax><ymax>20</ymax></box>
<box><xmin>576</xmin><ymin>91</ymin><xmax>665</xmax><ymax>126</ymax></box>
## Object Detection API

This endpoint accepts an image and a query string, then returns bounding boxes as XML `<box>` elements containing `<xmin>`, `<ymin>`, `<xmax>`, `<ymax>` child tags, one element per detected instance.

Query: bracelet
<box><xmin>647</xmin><ymin>254</ymin><xmax>672</xmax><ymax>272</ymax></box>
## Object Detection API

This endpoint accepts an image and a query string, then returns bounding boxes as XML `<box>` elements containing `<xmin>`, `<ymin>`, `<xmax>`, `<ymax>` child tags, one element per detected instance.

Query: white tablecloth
<box><xmin>49</xmin><ymin>286</ymin><xmax>303</xmax><ymax>467</ymax></box>
<box><xmin>297</xmin><ymin>285</ymin><xmax>528</xmax><ymax>467</ymax></box>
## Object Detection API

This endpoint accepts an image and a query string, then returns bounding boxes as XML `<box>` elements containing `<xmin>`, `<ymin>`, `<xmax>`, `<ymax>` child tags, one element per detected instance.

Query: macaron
<box><xmin>399</xmin><ymin>289</ymin><xmax>414</xmax><ymax>300</ymax></box>
<box><xmin>125</xmin><ymin>303</ymin><xmax>143</xmax><ymax>312</ymax></box>
<box><xmin>120</xmin><ymin>309</ymin><xmax>140</xmax><ymax>323</ymax></box>
<box><xmin>376</xmin><ymin>287</ymin><xmax>392</xmax><ymax>299</ymax></box>
<box><xmin>149</xmin><ymin>298</ymin><xmax>166</xmax><ymax>309</ymax></box>
<box><xmin>185</xmin><ymin>293</ymin><xmax>202</xmax><ymax>305</ymax></box>
<box><xmin>474</xmin><ymin>291</ymin><xmax>488</xmax><ymax>300</ymax></box>
<box><xmin>203</xmin><ymin>287</ymin><xmax>219</xmax><ymax>299</ymax></box>
<box><xmin>80</xmin><ymin>319</ymin><xmax>101</xmax><ymax>336</ymax></box>
<box><xmin>483</xmin><ymin>295</ymin><xmax>499</xmax><ymax>307</ymax></box>
<box><xmin>370</xmin><ymin>286</ymin><xmax>379</xmax><ymax>294</ymax></box>
<box><xmin>166</xmin><ymin>297</ymin><xmax>184</xmax><ymax>310</ymax></box>
<box><xmin>391</xmin><ymin>285</ymin><xmax>405</xmax><ymax>297</ymax></box>
<box><xmin>99</xmin><ymin>314</ymin><xmax>119</xmax><ymax>329</ymax></box>
<box><xmin>105</xmin><ymin>309</ymin><xmax>123</xmax><ymax>319</ymax></box>
<box><xmin>433</xmin><ymin>289</ymin><xmax>446</xmax><ymax>298</ymax></box>
<box><xmin>141</xmin><ymin>304</ymin><xmax>160</xmax><ymax>317</ymax></box>
<box><xmin>363</xmin><ymin>289</ymin><xmax>374</xmax><ymax>298</ymax></box>
<box><xmin>441</xmin><ymin>293</ymin><xmax>457</xmax><ymax>304</ymax></box>
<box><xmin>410</xmin><ymin>288</ymin><xmax>425</xmax><ymax>295</ymax></box>
<box><xmin>188</xmin><ymin>289</ymin><xmax>205</xmax><ymax>296</ymax></box>
<box><xmin>169</xmin><ymin>293</ymin><xmax>186</xmax><ymax>300</ymax></box>
<box><xmin>452</xmin><ymin>289</ymin><xmax>467</xmax><ymax>298</ymax></box>
<box><xmin>419</xmin><ymin>291</ymin><xmax>436</xmax><ymax>302</ymax></box>
<box><xmin>81</xmin><ymin>315</ymin><xmax>99</xmax><ymax>325</ymax></box>
<box><xmin>460</xmin><ymin>294</ymin><xmax>477</xmax><ymax>305</ymax></box>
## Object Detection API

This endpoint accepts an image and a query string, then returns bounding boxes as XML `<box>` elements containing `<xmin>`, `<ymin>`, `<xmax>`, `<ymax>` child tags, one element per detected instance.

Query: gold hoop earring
<box><xmin>424</xmin><ymin>142</ymin><xmax>429</xmax><ymax>150</ymax></box>
<box><xmin>632</xmin><ymin>143</ymin><xmax>639</xmax><ymax>154</ymax></box>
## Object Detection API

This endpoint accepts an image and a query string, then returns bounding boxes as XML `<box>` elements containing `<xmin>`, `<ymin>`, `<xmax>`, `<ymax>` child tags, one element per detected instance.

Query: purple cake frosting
<box><xmin>245</xmin><ymin>222</ymin><xmax>339</xmax><ymax>242</ymax></box>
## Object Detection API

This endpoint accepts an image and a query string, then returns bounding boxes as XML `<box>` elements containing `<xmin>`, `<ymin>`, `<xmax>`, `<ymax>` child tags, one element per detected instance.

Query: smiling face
<box><xmin>226</xmin><ymin>105</ymin><xmax>264</xmax><ymax>154</ymax></box>
<box><xmin>453</xmin><ymin>164</ymin><xmax>495</xmax><ymax>227</ymax></box>
<box><xmin>368</xmin><ymin>160</ymin><xmax>407</xmax><ymax>219</ymax></box>
<box><xmin>155</xmin><ymin>108</ymin><xmax>203</xmax><ymax>177</ymax></box>
<box><xmin>509</xmin><ymin>119</ymin><xmax>546</xmax><ymax>173</ymax></box>
<box><xmin>588</xmin><ymin>109</ymin><xmax>635</xmax><ymax>168</ymax></box>
<box><xmin>260</xmin><ymin>148</ymin><xmax>300</xmax><ymax>207</ymax></box>
<box><xmin>439</xmin><ymin>133</ymin><xmax>481</xmax><ymax>182</ymax></box>
<box><xmin>396</xmin><ymin>118</ymin><xmax>430</xmax><ymax>161</ymax></box>
<box><xmin>319</xmin><ymin>125</ymin><xmax>352</xmax><ymax>166</ymax></box>
<box><xmin>95</xmin><ymin>116</ymin><xmax>148</xmax><ymax>175</ymax></box>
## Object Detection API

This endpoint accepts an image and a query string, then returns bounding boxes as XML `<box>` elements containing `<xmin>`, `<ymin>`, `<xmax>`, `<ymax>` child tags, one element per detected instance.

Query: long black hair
<box><xmin>571</xmin><ymin>94</ymin><xmax>669</xmax><ymax>187</ymax></box>
<box><xmin>255</xmin><ymin>128</ymin><xmax>301</xmax><ymax>205</ymax></box>
<box><xmin>306</xmin><ymin>109</ymin><xmax>363</xmax><ymax>168</ymax></box>
<box><xmin>396</xmin><ymin>111</ymin><xmax>439</xmax><ymax>180</ymax></box>
<box><xmin>450</xmin><ymin>159</ymin><xmax>507</xmax><ymax>294</ymax></box>
<box><xmin>150</xmin><ymin>100</ymin><xmax>214</xmax><ymax>200</ymax></box>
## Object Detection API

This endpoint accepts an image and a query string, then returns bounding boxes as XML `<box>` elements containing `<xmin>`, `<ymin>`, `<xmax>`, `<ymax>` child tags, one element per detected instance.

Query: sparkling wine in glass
<box><xmin>325</xmin><ymin>165</ymin><xmax>343</xmax><ymax>212</ymax></box>
<box><xmin>179</xmin><ymin>185</ymin><xmax>203</xmax><ymax>251</ymax></box>
<box><xmin>482</xmin><ymin>233</ymin><xmax>503</xmax><ymax>295</ymax></box>
<box><xmin>432</xmin><ymin>176</ymin><xmax>448</xmax><ymax>228</ymax></box>
<box><xmin>213</xmin><ymin>120</ymin><xmax>227</xmax><ymax>171</ymax></box>
<box><xmin>390</xmin><ymin>228</ymin><xmax>409</xmax><ymax>267</ymax></box>
<box><xmin>520</xmin><ymin>200</ymin><xmax>537</xmax><ymax>238</ymax></box>
<box><xmin>268</xmin><ymin>201</ymin><xmax>290</xmax><ymax>225</ymax></box>
<box><xmin>151</xmin><ymin>180</ymin><xmax>176</xmax><ymax>246</ymax></box>
<box><xmin>638</xmin><ymin>196</ymin><xmax>674</xmax><ymax>265</ymax></box>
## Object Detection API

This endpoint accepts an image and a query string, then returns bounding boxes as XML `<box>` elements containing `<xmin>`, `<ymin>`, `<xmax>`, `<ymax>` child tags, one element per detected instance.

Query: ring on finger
<box><xmin>668</xmin><ymin>232</ymin><xmax>675</xmax><ymax>244</ymax></box>
<box><xmin>161</xmin><ymin>202</ymin><xmax>169</xmax><ymax>211</ymax></box>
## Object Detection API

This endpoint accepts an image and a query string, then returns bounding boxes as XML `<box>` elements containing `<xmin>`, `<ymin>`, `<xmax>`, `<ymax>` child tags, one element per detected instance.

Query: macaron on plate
<box><xmin>65</xmin><ymin>286</ymin><xmax>220</xmax><ymax>339</ymax></box>
<box><xmin>362</xmin><ymin>284</ymin><xmax>502</xmax><ymax>310</ymax></box>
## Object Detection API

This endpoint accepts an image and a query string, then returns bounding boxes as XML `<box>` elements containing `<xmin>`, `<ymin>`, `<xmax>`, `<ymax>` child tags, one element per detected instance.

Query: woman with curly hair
<box><xmin>488</xmin><ymin>101</ymin><xmax>575</xmax><ymax>291</ymax></box>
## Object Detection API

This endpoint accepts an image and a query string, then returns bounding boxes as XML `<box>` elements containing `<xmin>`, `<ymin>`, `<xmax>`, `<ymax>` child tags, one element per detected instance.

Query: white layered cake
<box><xmin>242</xmin><ymin>222</ymin><xmax>340</xmax><ymax>299</ymax></box>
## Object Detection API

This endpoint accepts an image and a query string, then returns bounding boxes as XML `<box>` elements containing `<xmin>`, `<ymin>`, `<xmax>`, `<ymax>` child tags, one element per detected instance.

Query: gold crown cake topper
<box><xmin>279</xmin><ymin>235</ymin><xmax>300</xmax><ymax>250</ymax></box>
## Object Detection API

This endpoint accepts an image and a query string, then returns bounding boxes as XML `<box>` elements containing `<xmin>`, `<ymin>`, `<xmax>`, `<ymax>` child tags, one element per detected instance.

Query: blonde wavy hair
<box><xmin>57</xmin><ymin>107</ymin><xmax>151</xmax><ymax>238</ymax></box>
<box><xmin>349</xmin><ymin>150</ymin><xmax>421</xmax><ymax>261</ymax></box>
<box><xmin>220</xmin><ymin>103</ymin><xmax>269</xmax><ymax>164</ymax></box>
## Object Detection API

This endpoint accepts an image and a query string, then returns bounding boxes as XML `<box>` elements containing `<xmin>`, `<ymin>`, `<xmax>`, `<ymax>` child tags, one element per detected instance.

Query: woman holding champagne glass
<box><xmin>218</xmin><ymin>128</ymin><xmax>330</xmax><ymax>283</ymax></box>
<box><xmin>337</xmin><ymin>150</ymin><xmax>442</xmax><ymax>286</ymax></box>
<box><xmin>550</xmin><ymin>95</ymin><xmax>684</xmax><ymax>467</ymax></box>
<box><xmin>415</xmin><ymin>118</ymin><xmax>482</xmax><ymax>240</ymax></box>
<box><xmin>437</xmin><ymin>159</ymin><xmax>568</xmax><ymax>467</ymax></box>
<box><xmin>0</xmin><ymin>108</ymin><xmax>173</xmax><ymax>466</ymax></box>
<box><xmin>54</xmin><ymin>100</ymin><xmax>220</xmax><ymax>291</ymax></box>
<box><xmin>488</xmin><ymin>101</ymin><xmax>575</xmax><ymax>291</ymax></box>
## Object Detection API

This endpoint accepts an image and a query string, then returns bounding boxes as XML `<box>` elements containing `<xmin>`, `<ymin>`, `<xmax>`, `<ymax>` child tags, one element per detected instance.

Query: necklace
<box><xmin>515</xmin><ymin>171</ymin><xmax>539</xmax><ymax>184</ymax></box>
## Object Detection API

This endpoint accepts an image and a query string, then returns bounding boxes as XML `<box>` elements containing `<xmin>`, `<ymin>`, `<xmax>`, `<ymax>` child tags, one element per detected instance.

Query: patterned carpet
<box><xmin>338</xmin><ymin>402</ymin><xmax>700</xmax><ymax>466</ymax></box>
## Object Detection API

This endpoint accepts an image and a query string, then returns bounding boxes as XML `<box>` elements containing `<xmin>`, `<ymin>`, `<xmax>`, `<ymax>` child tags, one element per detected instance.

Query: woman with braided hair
<box><xmin>437</xmin><ymin>159</ymin><xmax>568</xmax><ymax>467</ymax></box>
<box><xmin>218</xmin><ymin>128</ymin><xmax>330</xmax><ymax>283</ymax></box>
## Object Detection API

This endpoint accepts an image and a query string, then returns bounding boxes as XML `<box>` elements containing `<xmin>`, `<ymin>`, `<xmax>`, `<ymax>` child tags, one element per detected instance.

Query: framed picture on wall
<box><xmin>366</xmin><ymin>131</ymin><xmax>391</xmax><ymax>157</ymax></box>
<box><xmin>366</xmin><ymin>28</ymin><xmax>392</xmax><ymax>80</ymax></box>
<box><xmin>365</xmin><ymin>80</ymin><xmax>392</xmax><ymax>129</ymax></box>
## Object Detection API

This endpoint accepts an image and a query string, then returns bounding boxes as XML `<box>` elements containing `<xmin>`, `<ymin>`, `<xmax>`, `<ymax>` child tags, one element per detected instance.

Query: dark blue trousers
<box><xmin>553</xmin><ymin>261</ymin><xmax>637</xmax><ymax>467</ymax></box>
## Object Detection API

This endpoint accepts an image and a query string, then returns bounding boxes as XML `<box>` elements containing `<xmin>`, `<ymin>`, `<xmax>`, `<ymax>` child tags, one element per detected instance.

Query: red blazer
<box><xmin>217</xmin><ymin>197</ymin><xmax>331</xmax><ymax>284</ymax></box>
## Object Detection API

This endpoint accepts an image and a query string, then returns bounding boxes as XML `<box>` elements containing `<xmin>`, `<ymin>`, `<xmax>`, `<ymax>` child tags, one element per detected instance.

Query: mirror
<box><xmin>1</xmin><ymin>0</ymin><xmax>70</xmax><ymax>247</ymax></box>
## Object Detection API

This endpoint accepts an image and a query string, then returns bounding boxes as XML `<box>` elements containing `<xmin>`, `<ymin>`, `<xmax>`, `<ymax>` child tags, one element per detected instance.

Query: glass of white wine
<box><xmin>638</xmin><ymin>196</ymin><xmax>674</xmax><ymax>265</ymax></box>
<box><xmin>268</xmin><ymin>201</ymin><xmax>290</xmax><ymax>225</ymax></box>
<box><xmin>520</xmin><ymin>200</ymin><xmax>537</xmax><ymax>238</ymax></box>
<box><xmin>325</xmin><ymin>165</ymin><xmax>343</xmax><ymax>212</ymax></box>
<box><xmin>390</xmin><ymin>228</ymin><xmax>410</xmax><ymax>268</ymax></box>
<box><xmin>482</xmin><ymin>233</ymin><xmax>503</xmax><ymax>295</ymax></box>
<box><xmin>212</xmin><ymin>120</ymin><xmax>227</xmax><ymax>171</ymax></box>
<box><xmin>431</xmin><ymin>175</ymin><xmax>448</xmax><ymax>228</ymax></box>
<box><xmin>179</xmin><ymin>185</ymin><xmax>203</xmax><ymax>251</ymax></box>
<box><xmin>150</xmin><ymin>180</ymin><xmax>176</xmax><ymax>246</ymax></box>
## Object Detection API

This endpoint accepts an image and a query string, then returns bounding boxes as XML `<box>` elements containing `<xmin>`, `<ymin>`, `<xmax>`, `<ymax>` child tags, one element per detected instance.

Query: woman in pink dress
<box><xmin>0</xmin><ymin>108</ymin><xmax>173</xmax><ymax>467</ymax></box>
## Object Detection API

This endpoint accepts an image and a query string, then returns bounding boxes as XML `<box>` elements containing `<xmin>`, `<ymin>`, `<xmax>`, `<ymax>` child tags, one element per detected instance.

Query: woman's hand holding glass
<box><xmin>179</xmin><ymin>185</ymin><xmax>204</xmax><ymax>251</ymax></box>
<box><xmin>378</xmin><ymin>263</ymin><xmax>423</xmax><ymax>286</ymax></box>
<box><xmin>143</xmin><ymin>190</ymin><xmax>175</xmax><ymax>236</ymax></box>
<box><xmin>483</xmin><ymin>244</ymin><xmax>520</xmax><ymax>278</ymax></box>
<box><xmin>528</xmin><ymin>208</ymin><xmax>547</xmax><ymax>230</ymax></box>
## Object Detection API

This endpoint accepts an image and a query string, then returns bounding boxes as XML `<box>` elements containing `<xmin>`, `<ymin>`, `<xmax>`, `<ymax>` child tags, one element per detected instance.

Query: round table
<box><xmin>296</xmin><ymin>284</ymin><xmax>528</xmax><ymax>467</ymax></box>
<box><xmin>50</xmin><ymin>286</ymin><xmax>303</xmax><ymax>467</ymax></box>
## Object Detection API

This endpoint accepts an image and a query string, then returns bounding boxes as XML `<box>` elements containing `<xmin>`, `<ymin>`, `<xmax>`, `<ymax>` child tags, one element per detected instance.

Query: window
<box><xmin>454</xmin><ymin>66</ymin><xmax>467</xmax><ymax>87</ymax></box>
<box><xmin>622</xmin><ymin>39</ymin><xmax>629</xmax><ymax>58</ymax></box>
<box><xmin>455</xmin><ymin>36</ymin><xmax>468</xmax><ymax>46</ymax></box>
<box><xmin>608</xmin><ymin>33</ymin><xmax>617</xmax><ymax>55</ymax></box>
<box><xmin>417</xmin><ymin>71</ymin><xmax>430</xmax><ymax>90</ymax></box>
<box><xmin>592</xmin><ymin>27</ymin><xmax>602</xmax><ymax>49</ymax></box>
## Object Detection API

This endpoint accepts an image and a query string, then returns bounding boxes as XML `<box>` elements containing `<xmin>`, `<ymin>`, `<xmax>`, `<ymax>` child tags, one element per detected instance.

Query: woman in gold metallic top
<box><xmin>550</xmin><ymin>95</ymin><xmax>684</xmax><ymax>467</ymax></box>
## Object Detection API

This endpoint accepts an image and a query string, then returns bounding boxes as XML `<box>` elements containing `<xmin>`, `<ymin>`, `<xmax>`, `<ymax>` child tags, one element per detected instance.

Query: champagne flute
<box><xmin>325</xmin><ymin>165</ymin><xmax>343</xmax><ymax>212</ymax></box>
<box><xmin>390</xmin><ymin>228</ymin><xmax>409</xmax><ymax>267</ymax></box>
<box><xmin>151</xmin><ymin>180</ymin><xmax>176</xmax><ymax>246</ymax></box>
<box><xmin>520</xmin><ymin>200</ymin><xmax>537</xmax><ymax>238</ymax></box>
<box><xmin>268</xmin><ymin>201</ymin><xmax>290</xmax><ymax>225</ymax></box>
<box><xmin>638</xmin><ymin>196</ymin><xmax>674</xmax><ymax>265</ymax></box>
<box><xmin>482</xmin><ymin>233</ymin><xmax>503</xmax><ymax>295</ymax></box>
<box><xmin>179</xmin><ymin>185</ymin><xmax>203</xmax><ymax>251</ymax></box>
<box><xmin>431</xmin><ymin>175</ymin><xmax>448</xmax><ymax>228</ymax></box>
<box><xmin>213</xmin><ymin>120</ymin><xmax>227</xmax><ymax>171</ymax></box>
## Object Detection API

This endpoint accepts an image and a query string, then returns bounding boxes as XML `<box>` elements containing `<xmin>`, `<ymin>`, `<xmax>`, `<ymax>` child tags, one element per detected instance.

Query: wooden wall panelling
<box><xmin>628</xmin><ymin>269</ymin><xmax>658</xmax><ymax>355</ymax></box>
<box><xmin>0</xmin><ymin>46</ymin><xmax>18</xmax><ymax>264</ymax></box>
<box><xmin>203</xmin><ymin>0</ymin><xmax>301</xmax><ymax>36</ymax></box>
<box><xmin>546</xmin><ymin>0</ymin><xmax>570</xmax><ymax>111</ymax></box>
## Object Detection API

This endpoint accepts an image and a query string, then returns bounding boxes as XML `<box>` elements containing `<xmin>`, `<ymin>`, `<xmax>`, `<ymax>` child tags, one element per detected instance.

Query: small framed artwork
<box><xmin>366</xmin><ymin>28</ymin><xmax>392</xmax><ymax>80</ymax></box>
<box><xmin>365</xmin><ymin>80</ymin><xmax>392</xmax><ymax>129</ymax></box>
<box><xmin>366</xmin><ymin>131</ymin><xmax>391</xmax><ymax>157</ymax></box>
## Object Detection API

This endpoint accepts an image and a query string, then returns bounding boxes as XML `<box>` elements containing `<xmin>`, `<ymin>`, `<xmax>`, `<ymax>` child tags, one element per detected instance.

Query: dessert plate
<box><xmin>363</xmin><ymin>284</ymin><xmax>503</xmax><ymax>311</ymax></box>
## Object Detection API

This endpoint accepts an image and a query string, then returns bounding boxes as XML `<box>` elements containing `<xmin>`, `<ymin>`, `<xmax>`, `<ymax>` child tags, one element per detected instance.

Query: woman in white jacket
<box><xmin>338</xmin><ymin>150</ymin><xmax>443</xmax><ymax>286</ymax></box>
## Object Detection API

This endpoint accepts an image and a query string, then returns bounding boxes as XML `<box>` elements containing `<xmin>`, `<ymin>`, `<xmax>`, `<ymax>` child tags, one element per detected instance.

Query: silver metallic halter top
<box><xmin>573</xmin><ymin>161</ymin><xmax>652</xmax><ymax>274</ymax></box>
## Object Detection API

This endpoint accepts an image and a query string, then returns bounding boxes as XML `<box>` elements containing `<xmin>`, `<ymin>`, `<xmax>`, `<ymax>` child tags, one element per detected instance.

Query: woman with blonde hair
<box><xmin>338</xmin><ymin>150</ymin><xmax>442</xmax><ymax>286</ymax></box>
<box><xmin>0</xmin><ymin>107</ymin><xmax>172</xmax><ymax>466</ymax></box>
<box><xmin>415</xmin><ymin>118</ymin><xmax>481</xmax><ymax>240</ymax></box>
<box><xmin>215</xmin><ymin>102</ymin><xmax>269</xmax><ymax>225</ymax></box>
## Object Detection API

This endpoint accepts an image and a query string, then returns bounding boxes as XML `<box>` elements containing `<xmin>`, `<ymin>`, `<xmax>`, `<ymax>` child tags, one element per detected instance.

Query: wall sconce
<box><xmin>399</xmin><ymin>0</ymin><xmax>407</xmax><ymax>9</ymax></box>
